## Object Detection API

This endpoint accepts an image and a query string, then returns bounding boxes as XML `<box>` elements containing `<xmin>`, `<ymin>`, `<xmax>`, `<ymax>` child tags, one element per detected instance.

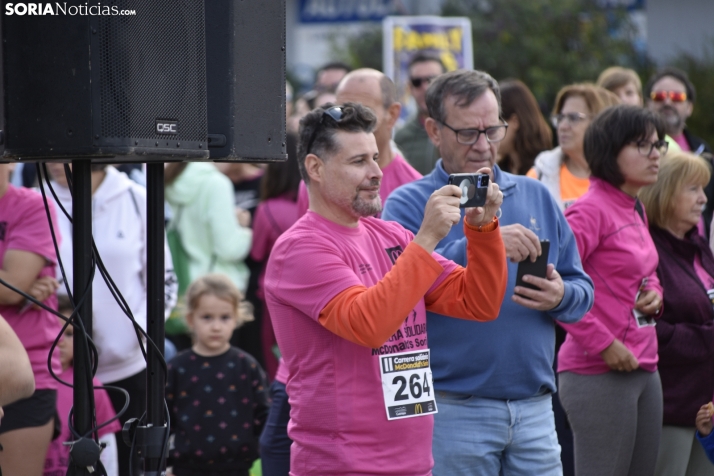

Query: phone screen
<box><xmin>515</xmin><ymin>241</ymin><xmax>550</xmax><ymax>291</ymax></box>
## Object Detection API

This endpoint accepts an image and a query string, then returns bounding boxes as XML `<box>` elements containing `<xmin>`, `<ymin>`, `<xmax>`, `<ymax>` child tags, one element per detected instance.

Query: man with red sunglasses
<box><xmin>645</xmin><ymin>67</ymin><xmax>713</xmax><ymax>235</ymax></box>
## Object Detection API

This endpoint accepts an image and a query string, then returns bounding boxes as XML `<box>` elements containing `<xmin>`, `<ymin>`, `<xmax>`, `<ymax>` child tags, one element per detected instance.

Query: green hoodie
<box><xmin>165</xmin><ymin>162</ymin><xmax>252</xmax><ymax>292</ymax></box>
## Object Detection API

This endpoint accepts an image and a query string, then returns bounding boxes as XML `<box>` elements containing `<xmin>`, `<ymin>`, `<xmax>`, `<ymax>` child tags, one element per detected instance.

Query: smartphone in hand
<box><xmin>447</xmin><ymin>173</ymin><xmax>489</xmax><ymax>208</ymax></box>
<box><xmin>515</xmin><ymin>240</ymin><xmax>550</xmax><ymax>291</ymax></box>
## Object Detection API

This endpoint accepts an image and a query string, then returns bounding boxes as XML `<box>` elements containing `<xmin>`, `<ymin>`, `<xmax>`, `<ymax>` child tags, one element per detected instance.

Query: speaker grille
<box><xmin>98</xmin><ymin>0</ymin><xmax>207</xmax><ymax>142</ymax></box>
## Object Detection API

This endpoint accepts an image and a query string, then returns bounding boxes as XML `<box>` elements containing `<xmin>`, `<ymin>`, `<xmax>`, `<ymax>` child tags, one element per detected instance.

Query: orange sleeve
<box><xmin>526</xmin><ymin>167</ymin><xmax>538</xmax><ymax>179</ymax></box>
<box><xmin>318</xmin><ymin>219</ymin><xmax>506</xmax><ymax>348</ymax></box>
<box><xmin>425</xmin><ymin>219</ymin><xmax>507</xmax><ymax>320</ymax></box>
<box><xmin>318</xmin><ymin>241</ymin><xmax>444</xmax><ymax>348</ymax></box>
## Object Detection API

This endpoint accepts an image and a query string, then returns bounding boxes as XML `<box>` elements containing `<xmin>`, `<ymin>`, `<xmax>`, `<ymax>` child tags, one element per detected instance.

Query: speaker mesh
<box><xmin>98</xmin><ymin>0</ymin><xmax>206</xmax><ymax>141</ymax></box>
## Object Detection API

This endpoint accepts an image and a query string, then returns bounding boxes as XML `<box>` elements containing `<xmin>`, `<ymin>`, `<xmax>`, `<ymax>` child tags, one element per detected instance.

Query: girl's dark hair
<box><xmin>498</xmin><ymin>79</ymin><xmax>552</xmax><ymax>175</ymax></box>
<box><xmin>260</xmin><ymin>132</ymin><xmax>301</xmax><ymax>201</ymax></box>
<box><xmin>585</xmin><ymin>104</ymin><xmax>665</xmax><ymax>186</ymax></box>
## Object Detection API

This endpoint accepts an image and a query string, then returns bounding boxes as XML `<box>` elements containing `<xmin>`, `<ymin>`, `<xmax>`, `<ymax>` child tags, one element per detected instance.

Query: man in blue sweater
<box><xmin>382</xmin><ymin>69</ymin><xmax>594</xmax><ymax>475</ymax></box>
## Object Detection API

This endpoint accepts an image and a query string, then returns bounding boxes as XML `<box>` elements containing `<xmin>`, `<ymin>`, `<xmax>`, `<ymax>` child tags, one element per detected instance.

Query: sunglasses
<box><xmin>306</xmin><ymin>106</ymin><xmax>345</xmax><ymax>155</ymax></box>
<box><xmin>650</xmin><ymin>90</ymin><xmax>688</xmax><ymax>103</ymax></box>
<box><xmin>410</xmin><ymin>76</ymin><xmax>436</xmax><ymax>88</ymax></box>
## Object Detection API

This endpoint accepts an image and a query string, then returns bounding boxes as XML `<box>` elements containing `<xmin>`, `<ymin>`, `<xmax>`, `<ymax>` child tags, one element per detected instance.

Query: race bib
<box><xmin>633</xmin><ymin>280</ymin><xmax>655</xmax><ymax>328</ymax></box>
<box><xmin>379</xmin><ymin>350</ymin><xmax>437</xmax><ymax>420</ymax></box>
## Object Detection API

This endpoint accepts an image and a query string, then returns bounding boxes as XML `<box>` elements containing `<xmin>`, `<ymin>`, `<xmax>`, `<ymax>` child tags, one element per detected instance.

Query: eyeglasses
<box><xmin>306</xmin><ymin>105</ymin><xmax>345</xmax><ymax>155</ymax></box>
<box><xmin>551</xmin><ymin>112</ymin><xmax>591</xmax><ymax>128</ymax></box>
<box><xmin>410</xmin><ymin>76</ymin><xmax>437</xmax><ymax>88</ymax></box>
<box><xmin>650</xmin><ymin>90</ymin><xmax>688</xmax><ymax>103</ymax></box>
<box><xmin>438</xmin><ymin>120</ymin><xmax>509</xmax><ymax>145</ymax></box>
<box><xmin>632</xmin><ymin>139</ymin><xmax>669</xmax><ymax>156</ymax></box>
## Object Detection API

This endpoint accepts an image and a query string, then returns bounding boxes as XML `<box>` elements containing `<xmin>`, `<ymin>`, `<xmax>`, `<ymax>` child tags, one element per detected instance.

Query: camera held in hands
<box><xmin>448</xmin><ymin>173</ymin><xmax>490</xmax><ymax>208</ymax></box>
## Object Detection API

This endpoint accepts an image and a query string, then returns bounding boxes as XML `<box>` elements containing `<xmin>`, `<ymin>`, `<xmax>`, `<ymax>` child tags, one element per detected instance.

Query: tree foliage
<box><xmin>329</xmin><ymin>25</ymin><xmax>383</xmax><ymax>72</ymax></box>
<box><xmin>330</xmin><ymin>0</ymin><xmax>714</xmax><ymax>146</ymax></box>
<box><xmin>673</xmin><ymin>41</ymin><xmax>714</xmax><ymax>148</ymax></box>
<box><xmin>441</xmin><ymin>0</ymin><xmax>649</xmax><ymax>110</ymax></box>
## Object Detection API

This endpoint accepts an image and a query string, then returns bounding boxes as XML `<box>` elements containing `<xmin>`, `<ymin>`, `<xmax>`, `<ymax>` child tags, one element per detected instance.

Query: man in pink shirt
<box><xmin>265</xmin><ymin>102</ymin><xmax>507</xmax><ymax>475</ymax></box>
<box><xmin>266</xmin><ymin>71</ymin><xmax>424</xmax><ymax>475</ymax></box>
<box><xmin>296</xmin><ymin>69</ymin><xmax>422</xmax><ymax>217</ymax></box>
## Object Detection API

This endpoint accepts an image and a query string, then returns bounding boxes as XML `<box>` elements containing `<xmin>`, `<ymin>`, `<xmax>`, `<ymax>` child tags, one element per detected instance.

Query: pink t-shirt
<box><xmin>274</xmin><ymin>358</ymin><xmax>289</xmax><ymax>384</ymax></box>
<box><xmin>0</xmin><ymin>185</ymin><xmax>62</xmax><ymax>390</ymax></box>
<box><xmin>296</xmin><ymin>153</ymin><xmax>422</xmax><ymax>218</ymax></box>
<box><xmin>44</xmin><ymin>368</ymin><xmax>121</xmax><ymax>476</ymax></box>
<box><xmin>265</xmin><ymin>211</ymin><xmax>456</xmax><ymax>476</ymax></box>
<box><xmin>673</xmin><ymin>133</ymin><xmax>692</xmax><ymax>152</ymax></box>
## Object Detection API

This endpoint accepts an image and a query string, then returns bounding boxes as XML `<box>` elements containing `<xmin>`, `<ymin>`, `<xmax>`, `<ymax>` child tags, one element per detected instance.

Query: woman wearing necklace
<box><xmin>639</xmin><ymin>151</ymin><xmax>714</xmax><ymax>476</ymax></box>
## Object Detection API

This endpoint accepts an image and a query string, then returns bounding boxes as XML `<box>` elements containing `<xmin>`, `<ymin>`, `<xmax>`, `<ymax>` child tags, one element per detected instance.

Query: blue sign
<box><xmin>299</xmin><ymin>0</ymin><xmax>398</xmax><ymax>23</ymax></box>
<box><xmin>597</xmin><ymin>0</ymin><xmax>645</xmax><ymax>10</ymax></box>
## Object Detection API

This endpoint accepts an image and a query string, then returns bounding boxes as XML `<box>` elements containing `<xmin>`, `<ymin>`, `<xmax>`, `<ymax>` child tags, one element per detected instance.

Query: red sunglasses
<box><xmin>650</xmin><ymin>90</ymin><xmax>688</xmax><ymax>103</ymax></box>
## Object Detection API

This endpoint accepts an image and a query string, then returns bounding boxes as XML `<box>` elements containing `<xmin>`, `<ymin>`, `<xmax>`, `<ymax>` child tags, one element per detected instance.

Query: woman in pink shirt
<box><xmin>0</xmin><ymin>164</ymin><xmax>63</xmax><ymax>475</ymax></box>
<box><xmin>558</xmin><ymin>105</ymin><xmax>667</xmax><ymax>476</ymax></box>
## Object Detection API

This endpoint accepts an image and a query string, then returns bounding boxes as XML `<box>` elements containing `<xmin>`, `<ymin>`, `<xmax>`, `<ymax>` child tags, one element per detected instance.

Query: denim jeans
<box><xmin>432</xmin><ymin>392</ymin><xmax>562</xmax><ymax>476</ymax></box>
<box><xmin>259</xmin><ymin>380</ymin><xmax>292</xmax><ymax>476</ymax></box>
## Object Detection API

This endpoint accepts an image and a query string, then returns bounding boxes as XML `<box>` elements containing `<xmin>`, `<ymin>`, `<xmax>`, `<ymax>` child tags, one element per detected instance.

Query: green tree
<box><xmin>442</xmin><ymin>0</ymin><xmax>649</xmax><ymax>110</ymax></box>
<box><xmin>329</xmin><ymin>25</ymin><xmax>383</xmax><ymax>71</ymax></box>
<box><xmin>672</xmin><ymin>42</ymin><xmax>714</xmax><ymax>148</ymax></box>
<box><xmin>331</xmin><ymin>0</ymin><xmax>650</xmax><ymax>110</ymax></box>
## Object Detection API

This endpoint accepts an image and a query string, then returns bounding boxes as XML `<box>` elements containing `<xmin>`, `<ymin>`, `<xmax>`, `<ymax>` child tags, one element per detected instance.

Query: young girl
<box><xmin>45</xmin><ymin>298</ymin><xmax>121</xmax><ymax>476</ymax></box>
<box><xmin>166</xmin><ymin>274</ymin><xmax>269</xmax><ymax>476</ymax></box>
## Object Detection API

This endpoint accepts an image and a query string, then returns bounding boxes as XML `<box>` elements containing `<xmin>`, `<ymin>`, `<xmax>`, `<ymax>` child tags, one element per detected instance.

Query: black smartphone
<box><xmin>447</xmin><ymin>173</ymin><xmax>489</xmax><ymax>208</ymax></box>
<box><xmin>515</xmin><ymin>240</ymin><xmax>550</xmax><ymax>291</ymax></box>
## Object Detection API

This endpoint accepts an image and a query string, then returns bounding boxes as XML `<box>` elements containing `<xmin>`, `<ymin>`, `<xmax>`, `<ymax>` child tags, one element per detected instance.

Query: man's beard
<box><xmin>353</xmin><ymin>195</ymin><xmax>382</xmax><ymax>217</ymax></box>
<box><xmin>353</xmin><ymin>179</ymin><xmax>382</xmax><ymax>217</ymax></box>
<box><xmin>657</xmin><ymin>105</ymin><xmax>684</xmax><ymax>135</ymax></box>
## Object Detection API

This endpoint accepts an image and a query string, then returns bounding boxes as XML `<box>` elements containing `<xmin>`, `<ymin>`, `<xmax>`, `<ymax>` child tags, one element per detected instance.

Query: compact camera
<box><xmin>447</xmin><ymin>173</ymin><xmax>490</xmax><ymax>208</ymax></box>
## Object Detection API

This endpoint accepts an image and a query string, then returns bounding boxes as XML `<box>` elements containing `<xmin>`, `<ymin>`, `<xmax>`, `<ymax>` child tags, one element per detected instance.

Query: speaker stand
<box><xmin>68</xmin><ymin>160</ymin><xmax>99</xmax><ymax>476</ymax></box>
<box><xmin>139</xmin><ymin>163</ymin><xmax>169</xmax><ymax>474</ymax></box>
<box><xmin>68</xmin><ymin>162</ymin><xmax>168</xmax><ymax>474</ymax></box>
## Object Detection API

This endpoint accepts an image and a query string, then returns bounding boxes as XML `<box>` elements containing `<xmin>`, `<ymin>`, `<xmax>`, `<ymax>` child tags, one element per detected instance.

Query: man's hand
<box><xmin>696</xmin><ymin>403</ymin><xmax>714</xmax><ymax>437</ymax></box>
<box><xmin>635</xmin><ymin>289</ymin><xmax>661</xmax><ymax>315</ymax></box>
<box><xmin>464</xmin><ymin>168</ymin><xmax>503</xmax><ymax>228</ymax></box>
<box><xmin>600</xmin><ymin>339</ymin><xmax>639</xmax><ymax>372</ymax></box>
<box><xmin>512</xmin><ymin>264</ymin><xmax>564</xmax><ymax>311</ymax></box>
<box><xmin>413</xmin><ymin>186</ymin><xmax>463</xmax><ymax>254</ymax></box>
<box><xmin>501</xmin><ymin>224</ymin><xmax>541</xmax><ymax>263</ymax></box>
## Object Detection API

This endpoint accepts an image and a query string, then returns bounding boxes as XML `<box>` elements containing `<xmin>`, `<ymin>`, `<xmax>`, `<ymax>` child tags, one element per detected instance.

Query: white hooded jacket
<box><xmin>51</xmin><ymin>166</ymin><xmax>177</xmax><ymax>383</ymax></box>
<box><xmin>531</xmin><ymin>146</ymin><xmax>566</xmax><ymax>211</ymax></box>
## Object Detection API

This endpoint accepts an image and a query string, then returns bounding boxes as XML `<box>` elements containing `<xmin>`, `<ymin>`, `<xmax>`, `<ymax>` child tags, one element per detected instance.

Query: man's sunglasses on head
<box><xmin>306</xmin><ymin>105</ymin><xmax>346</xmax><ymax>154</ymax></box>
<box><xmin>650</xmin><ymin>91</ymin><xmax>688</xmax><ymax>103</ymax></box>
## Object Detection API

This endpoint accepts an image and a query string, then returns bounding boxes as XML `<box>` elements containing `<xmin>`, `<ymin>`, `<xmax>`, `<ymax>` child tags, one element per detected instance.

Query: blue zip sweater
<box><xmin>382</xmin><ymin>162</ymin><xmax>593</xmax><ymax>399</ymax></box>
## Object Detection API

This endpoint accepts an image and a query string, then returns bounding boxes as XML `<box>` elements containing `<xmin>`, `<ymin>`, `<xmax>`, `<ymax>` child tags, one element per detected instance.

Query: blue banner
<box><xmin>299</xmin><ymin>0</ymin><xmax>397</xmax><ymax>24</ymax></box>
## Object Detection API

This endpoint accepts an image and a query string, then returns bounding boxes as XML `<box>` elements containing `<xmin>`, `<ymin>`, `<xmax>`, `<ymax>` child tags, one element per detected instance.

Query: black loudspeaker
<box><xmin>0</xmin><ymin>0</ymin><xmax>209</xmax><ymax>161</ymax></box>
<box><xmin>205</xmin><ymin>0</ymin><xmax>287</xmax><ymax>162</ymax></box>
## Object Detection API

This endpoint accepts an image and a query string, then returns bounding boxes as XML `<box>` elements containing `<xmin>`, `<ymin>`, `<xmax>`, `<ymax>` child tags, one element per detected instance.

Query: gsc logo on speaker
<box><xmin>4</xmin><ymin>3</ymin><xmax>136</xmax><ymax>16</ymax></box>
<box><xmin>156</xmin><ymin>120</ymin><xmax>179</xmax><ymax>135</ymax></box>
